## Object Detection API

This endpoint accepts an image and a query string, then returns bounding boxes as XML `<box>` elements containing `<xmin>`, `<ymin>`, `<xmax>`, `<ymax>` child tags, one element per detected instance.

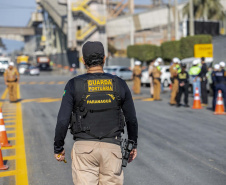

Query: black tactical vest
<box><xmin>69</xmin><ymin>74</ymin><xmax>125</xmax><ymax>140</ymax></box>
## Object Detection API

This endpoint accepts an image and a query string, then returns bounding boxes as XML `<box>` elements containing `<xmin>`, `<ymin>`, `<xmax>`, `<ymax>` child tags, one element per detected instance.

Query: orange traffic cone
<box><xmin>0</xmin><ymin>146</ymin><xmax>8</xmax><ymax>170</ymax></box>
<box><xmin>0</xmin><ymin>108</ymin><xmax>12</xmax><ymax>147</ymax></box>
<box><xmin>214</xmin><ymin>90</ymin><xmax>226</xmax><ymax>115</ymax></box>
<box><xmin>192</xmin><ymin>88</ymin><xmax>202</xmax><ymax>109</ymax></box>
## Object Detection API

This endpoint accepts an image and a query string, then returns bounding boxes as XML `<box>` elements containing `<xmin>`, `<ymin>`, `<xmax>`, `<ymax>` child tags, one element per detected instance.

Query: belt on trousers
<box><xmin>154</xmin><ymin>78</ymin><xmax>161</xmax><ymax>81</ymax></box>
<box><xmin>7</xmin><ymin>79</ymin><xmax>17</xmax><ymax>83</ymax></box>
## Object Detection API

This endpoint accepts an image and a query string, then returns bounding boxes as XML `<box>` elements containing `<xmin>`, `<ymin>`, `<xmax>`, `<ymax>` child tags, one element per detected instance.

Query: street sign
<box><xmin>194</xmin><ymin>44</ymin><xmax>213</xmax><ymax>58</ymax></box>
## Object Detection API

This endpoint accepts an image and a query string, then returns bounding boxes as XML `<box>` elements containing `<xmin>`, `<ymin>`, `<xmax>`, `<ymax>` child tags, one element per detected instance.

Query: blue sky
<box><xmin>0</xmin><ymin>0</ymin><xmax>36</xmax><ymax>53</ymax></box>
<box><xmin>0</xmin><ymin>0</ymin><xmax>186</xmax><ymax>53</ymax></box>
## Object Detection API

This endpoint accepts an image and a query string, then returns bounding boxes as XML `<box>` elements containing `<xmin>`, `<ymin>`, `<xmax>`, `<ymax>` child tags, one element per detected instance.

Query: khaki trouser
<box><xmin>150</xmin><ymin>77</ymin><xmax>154</xmax><ymax>96</ymax></box>
<box><xmin>170</xmin><ymin>79</ymin><xmax>179</xmax><ymax>104</ymax></box>
<box><xmin>133</xmin><ymin>77</ymin><xmax>141</xmax><ymax>94</ymax></box>
<box><xmin>71</xmin><ymin>141</ymin><xmax>123</xmax><ymax>185</ymax></box>
<box><xmin>153</xmin><ymin>79</ymin><xmax>161</xmax><ymax>100</ymax></box>
<box><xmin>8</xmin><ymin>82</ymin><xmax>17</xmax><ymax>102</ymax></box>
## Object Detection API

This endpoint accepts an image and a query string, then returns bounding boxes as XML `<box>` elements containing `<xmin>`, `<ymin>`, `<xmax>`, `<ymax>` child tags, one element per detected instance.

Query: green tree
<box><xmin>161</xmin><ymin>41</ymin><xmax>181</xmax><ymax>60</ymax></box>
<box><xmin>127</xmin><ymin>44</ymin><xmax>160</xmax><ymax>62</ymax></box>
<box><xmin>183</xmin><ymin>0</ymin><xmax>225</xmax><ymax>21</ymax></box>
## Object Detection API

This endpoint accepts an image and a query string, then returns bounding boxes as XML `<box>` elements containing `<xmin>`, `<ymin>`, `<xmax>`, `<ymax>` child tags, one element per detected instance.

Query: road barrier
<box><xmin>0</xmin><ymin>145</ymin><xmax>8</xmax><ymax>170</ymax></box>
<box><xmin>192</xmin><ymin>88</ymin><xmax>202</xmax><ymax>109</ymax></box>
<box><xmin>214</xmin><ymin>90</ymin><xmax>226</xmax><ymax>115</ymax></box>
<box><xmin>0</xmin><ymin>108</ymin><xmax>12</xmax><ymax>147</ymax></box>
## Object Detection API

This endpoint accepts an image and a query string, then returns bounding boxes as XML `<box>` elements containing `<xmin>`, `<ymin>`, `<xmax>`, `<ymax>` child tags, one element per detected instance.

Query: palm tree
<box><xmin>183</xmin><ymin>0</ymin><xmax>225</xmax><ymax>21</ymax></box>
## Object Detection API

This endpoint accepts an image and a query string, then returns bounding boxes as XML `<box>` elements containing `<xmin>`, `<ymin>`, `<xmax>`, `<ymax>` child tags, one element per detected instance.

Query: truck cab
<box><xmin>0</xmin><ymin>57</ymin><xmax>10</xmax><ymax>75</ymax></box>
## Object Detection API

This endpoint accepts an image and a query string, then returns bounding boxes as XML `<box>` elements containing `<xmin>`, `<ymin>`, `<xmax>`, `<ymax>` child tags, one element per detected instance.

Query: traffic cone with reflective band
<box><xmin>214</xmin><ymin>90</ymin><xmax>226</xmax><ymax>115</ymax></box>
<box><xmin>0</xmin><ymin>108</ymin><xmax>12</xmax><ymax>147</ymax></box>
<box><xmin>0</xmin><ymin>146</ymin><xmax>8</xmax><ymax>170</ymax></box>
<box><xmin>192</xmin><ymin>88</ymin><xmax>202</xmax><ymax>109</ymax></box>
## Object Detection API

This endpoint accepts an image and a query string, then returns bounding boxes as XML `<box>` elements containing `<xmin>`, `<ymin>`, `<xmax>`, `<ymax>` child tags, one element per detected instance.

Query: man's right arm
<box><xmin>54</xmin><ymin>79</ymin><xmax>75</xmax><ymax>154</ymax></box>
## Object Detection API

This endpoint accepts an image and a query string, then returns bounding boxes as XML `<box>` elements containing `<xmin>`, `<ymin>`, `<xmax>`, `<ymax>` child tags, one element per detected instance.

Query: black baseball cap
<box><xmin>82</xmin><ymin>41</ymin><xmax>105</xmax><ymax>60</ymax></box>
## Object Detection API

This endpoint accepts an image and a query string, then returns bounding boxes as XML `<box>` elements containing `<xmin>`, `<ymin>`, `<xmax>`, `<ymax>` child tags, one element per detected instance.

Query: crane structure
<box><xmin>106</xmin><ymin>0</ymin><xmax>163</xmax><ymax>18</ymax></box>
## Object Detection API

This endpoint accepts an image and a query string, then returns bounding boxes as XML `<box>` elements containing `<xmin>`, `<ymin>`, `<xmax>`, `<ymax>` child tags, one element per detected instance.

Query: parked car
<box><xmin>18</xmin><ymin>63</ymin><xmax>30</xmax><ymax>75</ymax></box>
<box><xmin>24</xmin><ymin>66</ymin><xmax>40</xmax><ymax>76</ymax></box>
<box><xmin>141</xmin><ymin>65</ymin><xmax>171</xmax><ymax>87</ymax></box>
<box><xmin>104</xmin><ymin>66</ymin><xmax>132</xmax><ymax>80</ymax></box>
<box><xmin>0</xmin><ymin>57</ymin><xmax>10</xmax><ymax>75</ymax></box>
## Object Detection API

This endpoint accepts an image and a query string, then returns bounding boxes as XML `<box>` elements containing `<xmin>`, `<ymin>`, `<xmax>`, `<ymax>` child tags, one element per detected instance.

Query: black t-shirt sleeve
<box><xmin>177</xmin><ymin>74</ymin><xmax>181</xmax><ymax>83</ymax></box>
<box><xmin>185</xmin><ymin>72</ymin><xmax>189</xmax><ymax>83</ymax></box>
<box><xmin>198</xmin><ymin>63</ymin><xmax>207</xmax><ymax>78</ymax></box>
<box><xmin>119</xmin><ymin>79</ymin><xmax>138</xmax><ymax>147</ymax></box>
<box><xmin>54</xmin><ymin>79</ymin><xmax>74</xmax><ymax>154</ymax></box>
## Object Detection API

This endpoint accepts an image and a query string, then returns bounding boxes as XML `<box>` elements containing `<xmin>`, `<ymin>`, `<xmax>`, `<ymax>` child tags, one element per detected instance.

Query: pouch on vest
<box><xmin>70</xmin><ymin>76</ymin><xmax>125</xmax><ymax>140</ymax></box>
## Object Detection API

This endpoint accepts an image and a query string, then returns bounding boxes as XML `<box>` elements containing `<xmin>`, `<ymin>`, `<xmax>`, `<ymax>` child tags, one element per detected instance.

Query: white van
<box><xmin>181</xmin><ymin>57</ymin><xmax>213</xmax><ymax>69</ymax></box>
<box><xmin>141</xmin><ymin>65</ymin><xmax>171</xmax><ymax>87</ymax></box>
<box><xmin>0</xmin><ymin>57</ymin><xmax>10</xmax><ymax>75</ymax></box>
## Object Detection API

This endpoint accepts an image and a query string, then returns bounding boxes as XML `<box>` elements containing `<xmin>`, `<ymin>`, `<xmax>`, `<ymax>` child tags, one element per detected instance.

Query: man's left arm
<box><xmin>3</xmin><ymin>70</ymin><xmax>8</xmax><ymax>85</ymax></box>
<box><xmin>54</xmin><ymin>79</ymin><xmax>74</xmax><ymax>161</ymax></box>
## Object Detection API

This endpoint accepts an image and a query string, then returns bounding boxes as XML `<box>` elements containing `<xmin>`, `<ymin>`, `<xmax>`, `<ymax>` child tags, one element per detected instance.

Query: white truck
<box><xmin>0</xmin><ymin>56</ymin><xmax>10</xmax><ymax>75</ymax></box>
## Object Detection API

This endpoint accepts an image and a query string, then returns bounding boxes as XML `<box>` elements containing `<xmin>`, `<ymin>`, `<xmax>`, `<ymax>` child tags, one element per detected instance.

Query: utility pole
<box><xmin>167</xmin><ymin>0</ymin><xmax>171</xmax><ymax>41</ymax></box>
<box><xmin>129</xmin><ymin>0</ymin><xmax>134</xmax><ymax>14</ymax></box>
<box><xmin>130</xmin><ymin>17</ymin><xmax>134</xmax><ymax>69</ymax></box>
<box><xmin>67</xmin><ymin>0</ymin><xmax>76</xmax><ymax>49</ymax></box>
<box><xmin>174</xmin><ymin>0</ymin><xmax>179</xmax><ymax>40</ymax></box>
<box><xmin>189</xmin><ymin>0</ymin><xmax>194</xmax><ymax>36</ymax></box>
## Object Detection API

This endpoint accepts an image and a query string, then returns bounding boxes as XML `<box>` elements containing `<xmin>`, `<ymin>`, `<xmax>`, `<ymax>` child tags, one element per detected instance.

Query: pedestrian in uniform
<box><xmin>212</xmin><ymin>64</ymin><xmax>226</xmax><ymax>110</ymax></box>
<box><xmin>197</xmin><ymin>57</ymin><xmax>208</xmax><ymax>106</ymax></box>
<box><xmin>156</xmin><ymin>57</ymin><xmax>164</xmax><ymax>92</ymax></box>
<box><xmin>177</xmin><ymin>63</ymin><xmax>189</xmax><ymax>107</ymax></box>
<box><xmin>207</xmin><ymin>66</ymin><xmax>214</xmax><ymax>96</ymax></box>
<box><xmin>133</xmin><ymin>61</ymin><xmax>142</xmax><ymax>94</ymax></box>
<box><xmin>148</xmin><ymin>60</ymin><xmax>154</xmax><ymax>98</ymax></box>
<box><xmin>151</xmin><ymin>62</ymin><xmax>162</xmax><ymax>101</ymax></box>
<box><xmin>3</xmin><ymin>62</ymin><xmax>20</xmax><ymax>103</ymax></box>
<box><xmin>211</xmin><ymin>64</ymin><xmax>218</xmax><ymax>110</ymax></box>
<box><xmin>189</xmin><ymin>59</ymin><xmax>201</xmax><ymax>97</ymax></box>
<box><xmin>54</xmin><ymin>41</ymin><xmax>138</xmax><ymax>185</ymax></box>
<box><xmin>169</xmin><ymin>58</ymin><xmax>180</xmax><ymax>105</ymax></box>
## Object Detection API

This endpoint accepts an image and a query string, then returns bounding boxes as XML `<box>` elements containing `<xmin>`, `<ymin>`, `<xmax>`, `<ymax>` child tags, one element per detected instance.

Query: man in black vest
<box><xmin>177</xmin><ymin>63</ymin><xmax>189</xmax><ymax>107</ymax></box>
<box><xmin>197</xmin><ymin>57</ymin><xmax>208</xmax><ymax>106</ymax></box>
<box><xmin>54</xmin><ymin>41</ymin><xmax>138</xmax><ymax>185</ymax></box>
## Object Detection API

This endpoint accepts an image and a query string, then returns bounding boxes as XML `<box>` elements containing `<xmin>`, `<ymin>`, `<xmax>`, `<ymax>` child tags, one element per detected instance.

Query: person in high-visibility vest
<box><xmin>189</xmin><ymin>59</ymin><xmax>201</xmax><ymax>97</ymax></box>
<box><xmin>197</xmin><ymin>57</ymin><xmax>208</xmax><ymax>106</ymax></box>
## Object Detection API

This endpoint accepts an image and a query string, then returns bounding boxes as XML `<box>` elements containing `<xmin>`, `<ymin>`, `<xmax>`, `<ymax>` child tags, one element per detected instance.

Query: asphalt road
<box><xmin>1</xmin><ymin>74</ymin><xmax>226</xmax><ymax>185</ymax></box>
